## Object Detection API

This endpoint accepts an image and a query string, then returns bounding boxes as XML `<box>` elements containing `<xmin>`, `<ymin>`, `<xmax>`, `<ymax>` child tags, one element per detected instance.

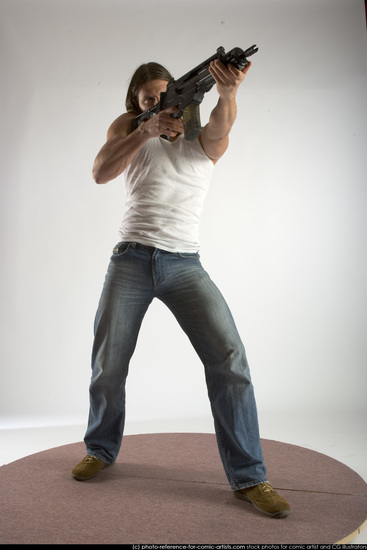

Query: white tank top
<box><xmin>118</xmin><ymin>135</ymin><xmax>214</xmax><ymax>252</ymax></box>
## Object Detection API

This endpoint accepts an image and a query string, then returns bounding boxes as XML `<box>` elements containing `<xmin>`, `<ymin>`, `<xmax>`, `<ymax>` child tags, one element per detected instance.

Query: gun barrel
<box><xmin>244</xmin><ymin>45</ymin><xmax>259</xmax><ymax>57</ymax></box>
<box><xmin>176</xmin><ymin>44</ymin><xmax>256</xmax><ymax>86</ymax></box>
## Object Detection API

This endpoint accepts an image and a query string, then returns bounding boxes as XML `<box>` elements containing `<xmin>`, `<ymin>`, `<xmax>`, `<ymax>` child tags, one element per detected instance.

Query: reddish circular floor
<box><xmin>1</xmin><ymin>433</ymin><xmax>366</xmax><ymax>544</ymax></box>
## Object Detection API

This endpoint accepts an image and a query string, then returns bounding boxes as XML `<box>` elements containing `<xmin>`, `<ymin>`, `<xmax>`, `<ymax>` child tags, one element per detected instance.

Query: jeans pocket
<box><xmin>177</xmin><ymin>252</ymin><xmax>200</xmax><ymax>260</ymax></box>
<box><xmin>112</xmin><ymin>242</ymin><xmax>131</xmax><ymax>256</ymax></box>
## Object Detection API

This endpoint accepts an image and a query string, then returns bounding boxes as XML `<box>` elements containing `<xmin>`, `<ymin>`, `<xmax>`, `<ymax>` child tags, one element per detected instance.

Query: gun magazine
<box><xmin>183</xmin><ymin>102</ymin><xmax>202</xmax><ymax>142</ymax></box>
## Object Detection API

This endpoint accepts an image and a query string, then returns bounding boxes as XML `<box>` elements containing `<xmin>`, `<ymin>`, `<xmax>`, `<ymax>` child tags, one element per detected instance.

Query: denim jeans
<box><xmin>84</xmin><ymin>242</ymin><xmax>267</xmax><ymax>490</ymax></box>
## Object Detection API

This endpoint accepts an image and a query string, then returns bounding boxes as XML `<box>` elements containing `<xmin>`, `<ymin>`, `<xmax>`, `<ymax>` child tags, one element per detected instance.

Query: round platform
<box><xmin>0</xmin><ymin>434</ymin><xmax>366</xmax><ymax>544</ymax></box>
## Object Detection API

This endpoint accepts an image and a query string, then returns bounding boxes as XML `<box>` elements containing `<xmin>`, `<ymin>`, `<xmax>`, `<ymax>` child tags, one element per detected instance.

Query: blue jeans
<box><xmin>84</xmin><ymin>242</ymin><xmax>267</xmax><ymax>490</ymax></box>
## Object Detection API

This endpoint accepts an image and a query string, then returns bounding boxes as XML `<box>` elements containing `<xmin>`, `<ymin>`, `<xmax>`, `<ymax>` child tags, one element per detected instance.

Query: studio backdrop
<box><xmin>1</xmin><ymin>0</ymin><xmax>366</xmax><ymax>429</ymax></box>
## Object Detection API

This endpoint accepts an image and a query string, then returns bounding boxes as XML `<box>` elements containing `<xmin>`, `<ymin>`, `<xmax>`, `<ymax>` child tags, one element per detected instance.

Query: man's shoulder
<box><xmin>107</xmin><ymin>112</ymin><xmax>136</xmax><ymax>139</ymax></box>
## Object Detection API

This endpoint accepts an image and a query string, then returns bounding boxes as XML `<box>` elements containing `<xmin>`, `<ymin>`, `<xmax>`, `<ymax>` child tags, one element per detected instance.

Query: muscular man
<box><xmin>72</xmin><ymin>56</ymin><xmax>291</xmax><ymax>519</ymax></box>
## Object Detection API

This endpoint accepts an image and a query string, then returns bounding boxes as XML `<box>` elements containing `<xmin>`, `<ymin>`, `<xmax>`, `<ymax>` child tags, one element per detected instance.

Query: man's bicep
<box><xmin>106</xmin><ymin>113</ymin><xmax>135</xmax><ymax>141</ymax></box>
<box><xmin>199</xmin><ymin>128</ymin><xmax>229</xmax><ymax>164</ymax></box>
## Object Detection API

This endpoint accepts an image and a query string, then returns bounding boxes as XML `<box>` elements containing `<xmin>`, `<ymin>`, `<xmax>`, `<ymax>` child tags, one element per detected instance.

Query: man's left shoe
<box><xmin>234</xmin><ymin>481</ymin><xmax>291</xmax><ymax>518</ymax></box>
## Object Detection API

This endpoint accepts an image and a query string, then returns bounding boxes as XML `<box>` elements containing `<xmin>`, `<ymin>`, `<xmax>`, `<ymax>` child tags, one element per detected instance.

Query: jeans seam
<box><xmin>205</xmin><ymin>376</ymin><xmax>239</xmax><ymax>489</ymax></box>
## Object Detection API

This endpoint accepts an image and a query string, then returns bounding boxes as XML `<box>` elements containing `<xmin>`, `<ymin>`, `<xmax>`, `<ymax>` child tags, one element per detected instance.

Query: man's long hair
<box><xmin>125</xmin><ymin>62</ymin><xmax>173</xmax><ymax>114</ymax></box>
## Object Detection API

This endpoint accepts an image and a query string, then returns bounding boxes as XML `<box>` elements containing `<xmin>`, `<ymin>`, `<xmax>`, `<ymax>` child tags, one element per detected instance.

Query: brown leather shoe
<box><xmin>71</xmin><ymin>455</ymin><xmax>112</xmax><ymax>481</ymax></box>
<box><xmin>234</xmin><ymin>481</ymin><xmax>291</xmax><ymax>518</ymax></box>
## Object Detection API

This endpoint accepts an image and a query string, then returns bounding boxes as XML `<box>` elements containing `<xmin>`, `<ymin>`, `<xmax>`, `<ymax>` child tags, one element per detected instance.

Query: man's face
<box><xmin>136</xmin><ymin>79</ymin><xmax>168</xmax><ymax>112</ymax></box>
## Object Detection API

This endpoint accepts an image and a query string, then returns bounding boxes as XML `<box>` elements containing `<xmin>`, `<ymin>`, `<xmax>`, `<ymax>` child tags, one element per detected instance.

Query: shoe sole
<box><xmin>72</xmin><ymin>473</ymin><xmax>99</xmax><ymax>481</ymax></box>
<box><xmin>71</xmin><ymin>462</ymin><xmax>114</xmax><ymax>481</ymax></box>
<box><xmin>234</xmin><ymin>490</ymin><xmax>291</xmax><ymax>519</ymax></box>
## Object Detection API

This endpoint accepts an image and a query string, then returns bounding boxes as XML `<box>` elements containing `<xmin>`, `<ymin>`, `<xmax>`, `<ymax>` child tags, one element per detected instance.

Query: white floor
<box><xmin>1</xmin><ymin>409</ymin><xmax>366</xmax><ymax>544</ymax></box>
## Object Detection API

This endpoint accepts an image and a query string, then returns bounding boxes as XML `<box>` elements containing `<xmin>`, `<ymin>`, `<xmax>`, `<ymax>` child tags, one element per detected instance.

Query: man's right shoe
<box><xmin>71</xmin><ymin>455</ymin><xmax>111</xmax><ymax>481</ymax></box>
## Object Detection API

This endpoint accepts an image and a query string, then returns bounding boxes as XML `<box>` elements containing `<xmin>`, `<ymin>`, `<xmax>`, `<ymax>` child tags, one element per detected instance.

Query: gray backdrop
<box><xmin>1</xmin><ymin>0</ymin><xmax>366</xmax><ymax>429</ymax></box>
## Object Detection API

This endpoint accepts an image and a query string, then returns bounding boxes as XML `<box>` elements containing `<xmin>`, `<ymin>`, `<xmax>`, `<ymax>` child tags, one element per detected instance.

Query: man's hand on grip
<box><xmin>142</xmin><ymin>107</ymin><xmax>184</xmax><ymax>139</ymax></box>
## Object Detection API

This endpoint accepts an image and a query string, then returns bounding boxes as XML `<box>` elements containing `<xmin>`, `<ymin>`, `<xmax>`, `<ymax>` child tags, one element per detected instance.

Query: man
<box><xmin>72</xmin><ymin>55</ymin><xmax>291</xmax><ymax>519</ymax></box>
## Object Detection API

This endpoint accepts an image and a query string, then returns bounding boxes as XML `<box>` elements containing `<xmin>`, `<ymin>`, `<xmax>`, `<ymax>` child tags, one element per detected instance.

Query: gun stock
<box><xmin>131</xmin><ymin>45</ymin><xmax>258</xmax><ymax>141</ymax></box>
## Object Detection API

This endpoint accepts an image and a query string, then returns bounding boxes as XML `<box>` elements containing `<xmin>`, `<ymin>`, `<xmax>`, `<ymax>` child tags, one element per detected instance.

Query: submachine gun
<box><xmin>131</xmin><ymin>45</ymin><xmax>258</xmax><ymax>142</ymax></box>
